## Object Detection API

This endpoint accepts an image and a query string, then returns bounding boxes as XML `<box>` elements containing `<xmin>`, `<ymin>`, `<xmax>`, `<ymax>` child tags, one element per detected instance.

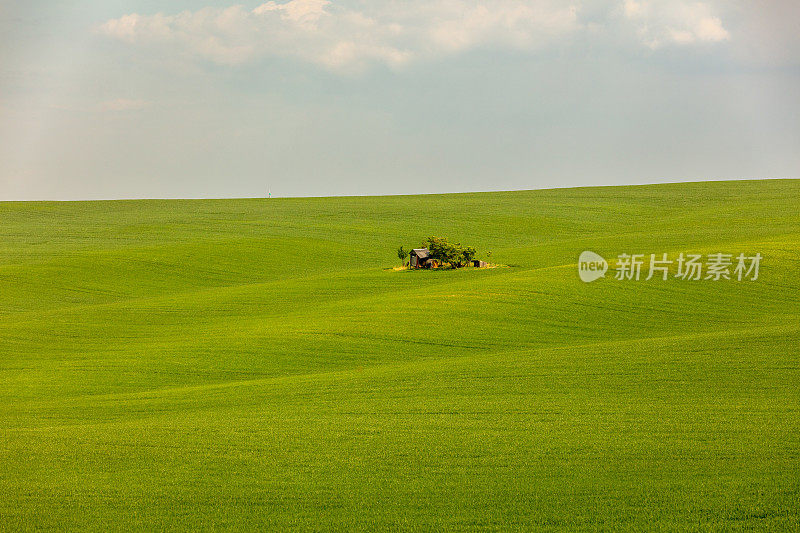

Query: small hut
<box><xmin>410</xmin><ymin>248</ymin><xmax>431</xmax><ymax>269</ymax></box>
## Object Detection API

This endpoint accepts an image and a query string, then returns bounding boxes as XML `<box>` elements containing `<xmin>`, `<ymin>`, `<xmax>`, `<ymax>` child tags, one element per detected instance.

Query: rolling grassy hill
<box><xmin>1</xmin><ymin>179</ymin><xmax>798</xmax><ymax>530</ymax></box>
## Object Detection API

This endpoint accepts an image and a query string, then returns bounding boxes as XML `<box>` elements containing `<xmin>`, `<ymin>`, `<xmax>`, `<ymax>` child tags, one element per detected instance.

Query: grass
<box><xmin>0</xmin><ymin>179</ymin><xmax>798</xmax><ymax>530</ymax></box>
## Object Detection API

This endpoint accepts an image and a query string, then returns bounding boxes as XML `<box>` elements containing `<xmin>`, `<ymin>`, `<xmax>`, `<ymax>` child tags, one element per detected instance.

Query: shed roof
<box><xmin>411</xmin><ymin>248</ymin><xmax>430</xmax><ymax>259</ymax></box>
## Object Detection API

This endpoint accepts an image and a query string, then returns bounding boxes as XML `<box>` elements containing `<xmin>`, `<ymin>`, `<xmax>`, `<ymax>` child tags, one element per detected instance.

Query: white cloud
<box><xmin>99</xmin><ymin>0</ymin><xmax>580</xmax><ymax>71</ymax></box>
<box><xmin>98</xmin><ymin>0</ymin><xmax>731</xmax><ymax>71</ymax></box>
<box><xmin>252</xmin><ymin>0</ymin><xmax>329</xmax><ymax>25</ymax></box>
<box><xmin>622</xmin><ymin>0</ymin><xmax>729</xmax><ymax>48</ymax></box>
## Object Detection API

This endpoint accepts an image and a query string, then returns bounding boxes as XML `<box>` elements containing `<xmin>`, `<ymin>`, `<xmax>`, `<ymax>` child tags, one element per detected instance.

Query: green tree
<box><xmin>423</xmin><ymin>236</ymin><xmax>456</xmax><ymax>267</ymax></box>
<box><xmin>422</xmin><ymin>236</ymin><xmax>477</xmax><ymax>269</ymax></box>
<box><xmin>460</xmin><ymin>246</ymin><xmax>477</xmax><ymax>266</ymax></box>
<box><xmin>397</xmin><ymin>245</ymin><xmax>408</xmax><ymax>266</ymax></box>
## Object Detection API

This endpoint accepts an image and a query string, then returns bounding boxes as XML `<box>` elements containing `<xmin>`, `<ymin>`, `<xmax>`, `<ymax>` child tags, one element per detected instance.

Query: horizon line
<box><xmin>1</xmin><ymin>176</ymin><xmax>796</xmax><ymax>203</ymax></box>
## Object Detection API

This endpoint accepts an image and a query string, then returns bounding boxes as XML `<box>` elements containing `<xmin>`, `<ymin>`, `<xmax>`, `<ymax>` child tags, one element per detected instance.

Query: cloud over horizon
<box><xmin>99</xmin><ymin>0</ymin><xmax>731</xmax><ymax>72</ymax></box>
<box><xmin>623</xmin><ymin>0</ymin><xmax>728</xmax><ymax>48</ymax></box>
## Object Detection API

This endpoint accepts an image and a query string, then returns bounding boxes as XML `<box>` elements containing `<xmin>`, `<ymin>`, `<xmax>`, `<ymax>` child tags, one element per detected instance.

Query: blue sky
<box><xmin>1</xmin><ymin>1</ymin><xmax>798</xmax><ymax>199</ymax></box>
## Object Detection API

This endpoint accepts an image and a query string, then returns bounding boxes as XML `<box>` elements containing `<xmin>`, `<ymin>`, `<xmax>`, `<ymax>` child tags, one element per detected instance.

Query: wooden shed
<box><xmin>410</xmin><ymin>248</ymin><xmax>431</xmax><ymax>269</ymax></box>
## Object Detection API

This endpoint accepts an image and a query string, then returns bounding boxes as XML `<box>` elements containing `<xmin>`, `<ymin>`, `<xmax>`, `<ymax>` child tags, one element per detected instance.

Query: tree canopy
<box><xmin>421</xmin><ymin>236</ymin><xmax>476</xmax><ymax>268</ymax></box>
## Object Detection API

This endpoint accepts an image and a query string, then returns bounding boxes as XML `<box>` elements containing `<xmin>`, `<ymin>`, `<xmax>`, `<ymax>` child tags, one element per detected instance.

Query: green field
<box><xmin>1</xmin><ymin>179</ymin><xmax>798</xmax><ymax>530</ymax></box>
